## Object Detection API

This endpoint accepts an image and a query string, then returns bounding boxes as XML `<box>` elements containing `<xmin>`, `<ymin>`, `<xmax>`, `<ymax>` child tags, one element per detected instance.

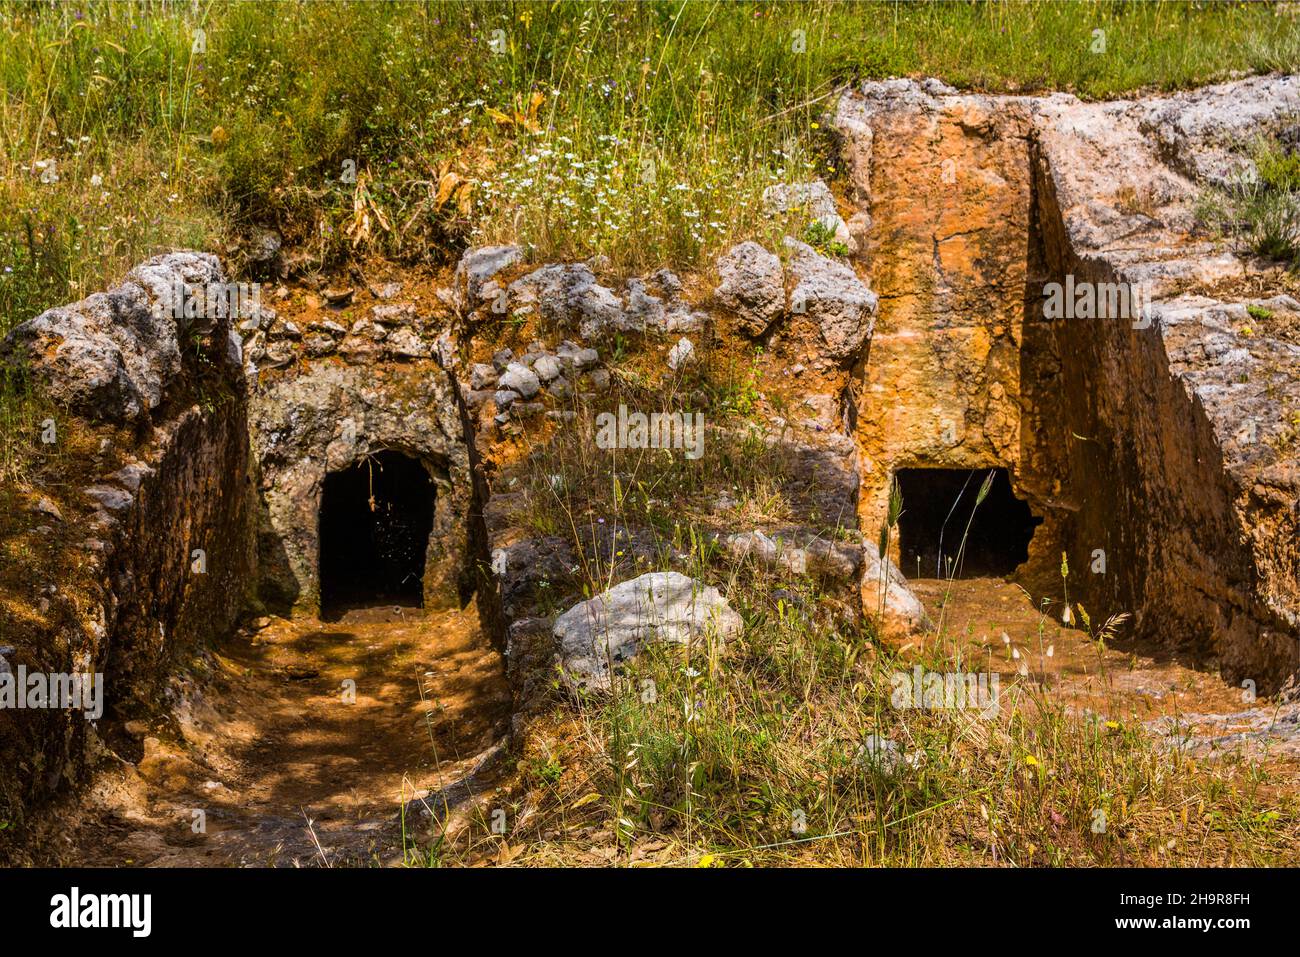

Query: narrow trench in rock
<box><xmin>59</xmin><ymin>383</ymin><xmax>513</xmax><ymax>865</ymax></box>
<box><xmin>894</xmin><ymin>468</ymin><xmax>1042</xmax><ymax>580</ymax></box>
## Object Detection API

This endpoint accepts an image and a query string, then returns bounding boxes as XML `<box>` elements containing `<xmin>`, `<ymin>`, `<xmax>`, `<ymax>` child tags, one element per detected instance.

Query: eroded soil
<box><xmin>55</xmin><ymin>602</ymin><xmax>509</xmax><ymax>867</ymax></box>
<box><xmin>910</xmin><ymin>577</ymin><xmax>1300</xmax><ymax>777</ymax></box>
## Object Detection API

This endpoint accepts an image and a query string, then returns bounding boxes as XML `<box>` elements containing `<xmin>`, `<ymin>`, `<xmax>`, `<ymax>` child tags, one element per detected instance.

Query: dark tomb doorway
<box><xmin>319</xmin><ymin>450</ymin><xmax>434</xmax><ymax>616</ymax></box>
<box><xmin>895</xmin><ymin>467</ymin><xmax>1040</xmax><ymax>579</ymax></box>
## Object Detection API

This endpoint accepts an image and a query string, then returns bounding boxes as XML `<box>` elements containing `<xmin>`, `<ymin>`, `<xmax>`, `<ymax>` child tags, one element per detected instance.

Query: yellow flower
<box><xmin>696</xmin><ymin>854</ymin><xmax>718</xmax><ymax>868</ymax></box>
<box><xmin>1025</xmin><ymin>755</ymin><xmax>1040</xmax><ymax>767</ymax></box>
<box><xmin>1105</xmin><ymin>720</ymin><xmax>1119</xmax><ymax>730</ymax></box>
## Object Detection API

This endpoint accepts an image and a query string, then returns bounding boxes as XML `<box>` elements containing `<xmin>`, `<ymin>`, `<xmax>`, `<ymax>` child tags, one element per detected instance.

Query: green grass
<box><xmin>1198</xmin><ymin>135</ymin><xmax>1300</xmax><ymax>267</ymax></box>
<box><xmin>570</xmin><ymin>618</ymin><xmax>1294</xmax><ymax>866</ymax></box>
<box><xmin>3</xmin><ymin>1</ymin><xmax>1299</xmax><ymax>340</ymax></box>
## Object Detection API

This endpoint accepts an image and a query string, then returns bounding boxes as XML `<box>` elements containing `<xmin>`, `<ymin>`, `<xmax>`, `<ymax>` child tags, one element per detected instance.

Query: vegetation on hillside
<box><xmin>1198</xmin><ymin>135</ymin><xmax>1300</xmax><ymax>268</ymax></box>
<box><xmin>3</xmin><ymin>0</ymin><xmax>1299</xmax><ymax>335</ymax></box>
<box><xmin>2</xmin><ymin>1</ymin><xmax>1296</xmax><ymax>480</ymax></box>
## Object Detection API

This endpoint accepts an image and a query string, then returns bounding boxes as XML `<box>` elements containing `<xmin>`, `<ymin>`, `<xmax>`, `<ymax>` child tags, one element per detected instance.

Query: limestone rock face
<box><xmin>835</xmin><ymin>74</ymin><xmax>1300</xmax><ymax>687</ymax></box>
<box><xmin>834</xmin><ymin>82</ymin><xmax>1037</xmax><ymax>557</ymax></box>
<box><xmin>1</xmin><ymin>252</ymin><xmax>230</xmax><ymax>423</ymax></box>
<box><xmin>1029</xmin><ymin>77</ymin><xmax>1300</xmax><ymax>687</ymax></box>
<box><xmin>249</xmin><ymin>359</ymin><xmax>472</xmax><ymax>615</ymax></box>
<box><xmin>553</xmin><ymin>572</ymin><xmax>743</xmax><ymax>691</ymax></box>
<box><xmin>0</xmin><ymin>254</ymin><xmax>255</xmax><ymax>829</ymax></box>
<box><xmin>715</xmin><ymin>241</ymin><xmax>786</xmax><ymax>335</ymax></box>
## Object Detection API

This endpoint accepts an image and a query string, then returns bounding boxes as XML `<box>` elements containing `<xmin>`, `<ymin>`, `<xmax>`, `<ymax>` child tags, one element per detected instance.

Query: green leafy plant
<box><xmin>803</xmin><ymin>219</ymin><xmax>849</xmax><ymax>257</ymax></box>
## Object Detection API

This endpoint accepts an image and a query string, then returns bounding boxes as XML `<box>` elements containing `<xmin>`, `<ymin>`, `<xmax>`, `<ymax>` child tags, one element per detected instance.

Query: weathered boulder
<box><xmin>722</xmin><ymin>528</ymin><xmax>860</xmax><ymax>580</ymax></box>
<box><xmin>860</xmin><ymin>543</ymin><xmax>932</xmax><ymax>639</ymax></box>
<box><xmin>1</xmin><ymin>252</ymin><xmax>229</xmax><ymax>423</ymax></box>
<box><xmin>454</xmin><ymin>244</ymin><xmax>521</xmax><ymax>306</ymax></box>
<box><xmin>470</xmin><ymin>362</ymin><xmax>498</xmax><ymax>390</ymax></box>
<box><xmin>499</xmin><ymin>361</ymin><xmax>541</xmax><ymax>399</ymax></box>
<box><xmin>666</xmin><ymin>337</ymin><xmax>696</xmax><ymax>371</ymax></box>
<box><xmin>565</xmin><ymin>344</ymin><xmax>600</xmax><ymax>371</ymax></box>
<box><xmin>785</xmin><ymin>239</ymin><xmax>877</xmax><ymax>358</ymax></box>
<box><xmin>553</xmin><ymin>572</ymin><xmax>743</xmax><ymax>691</ymax></box>
<box><xmin>532</xmin><ymin>354</ymin><xmax>562</xmax><ymax>383</ymax></box>
<box><xmin>508</xmin><ymin>263</ymin><xmax>623</xmax><ymax>339</ymax></box>
<box><xmin>715</xmin><ymin>241</ymin><xmax>785</xmax><ymax>335</ymax></box>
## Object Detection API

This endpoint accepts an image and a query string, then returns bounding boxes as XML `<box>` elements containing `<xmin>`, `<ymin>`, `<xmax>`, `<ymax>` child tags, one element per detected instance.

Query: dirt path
<box><xmin>909</xmin><ymin>577</ymin><xmax>1300</xmax><ymax>765</ymax></box>
<box><xmin>63</xmin><ymin>603</ymin><xmax>510</xmax><ymax>867</ymax></box>
<box><xmin>50</xmin><ymin>578</ymin><xmax>1297</xmax><ymax>866</ymax></box>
